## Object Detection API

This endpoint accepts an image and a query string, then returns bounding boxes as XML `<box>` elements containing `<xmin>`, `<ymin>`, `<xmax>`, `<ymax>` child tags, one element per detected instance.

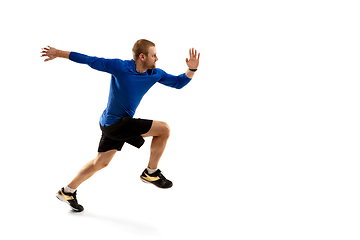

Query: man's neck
<box><xmin>134</xmin><ymin>60</ymin><xmax>147</xmax><ymax>73</ymax></box>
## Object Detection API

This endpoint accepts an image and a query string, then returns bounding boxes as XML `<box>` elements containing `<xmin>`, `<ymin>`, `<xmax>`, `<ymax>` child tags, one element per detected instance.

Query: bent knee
<box><xmin>160</xmin><ymin>121</ymin><xmax>171</xmax><ymax>138</ymax></box>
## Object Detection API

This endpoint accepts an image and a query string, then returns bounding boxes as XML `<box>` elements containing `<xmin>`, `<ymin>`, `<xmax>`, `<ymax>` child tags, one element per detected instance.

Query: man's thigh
<box><xmin>141</xmin><ymin>120</ymin><xmax>170</xmax><ymax>138</ymax></box>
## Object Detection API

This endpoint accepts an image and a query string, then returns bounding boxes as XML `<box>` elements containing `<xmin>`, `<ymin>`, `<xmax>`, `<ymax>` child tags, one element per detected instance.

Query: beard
<box><xmin>145</xmin><ymin>60</ymin><xmax>156</xmax><ymax>70</ymax></box>
<box><xmin>149</xmin><ymin>63</ymin><xmax>156</xmax><ymax>69</ymax></box>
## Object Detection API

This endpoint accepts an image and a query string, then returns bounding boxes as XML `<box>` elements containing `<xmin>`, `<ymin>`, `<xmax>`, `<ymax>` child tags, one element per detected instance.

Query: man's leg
<box><xmin>141</xmin><ymin>120</ymin><xmax>171</xmax><ymax>169</ymax></box>
<box><xmin>56</xmin><ymin>150</ymin><xmax>117</xmax><ymax>212</ymax></box>
<box><xmin>67</xmin><ymin>149</ymin><xmax>117</xmax><ymax>189</ymax></box>
<box><xmin>140</xmin><ymin>120</ymin><xmax>173</xmax><ymax>189</ymax></box>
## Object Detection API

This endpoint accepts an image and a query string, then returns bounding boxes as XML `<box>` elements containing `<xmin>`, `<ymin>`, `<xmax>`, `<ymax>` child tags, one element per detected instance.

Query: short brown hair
<box><xmin>132</xmin><ymin>39</ymin><xmax>156</xmax><ymax>60</ymax></box>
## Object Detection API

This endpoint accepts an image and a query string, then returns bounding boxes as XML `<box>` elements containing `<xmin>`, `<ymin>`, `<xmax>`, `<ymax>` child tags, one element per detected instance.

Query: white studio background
<box><xmin>1</xmin><ymin>0</ymin><xmax>360</xmax><ymax>239</ymax></box>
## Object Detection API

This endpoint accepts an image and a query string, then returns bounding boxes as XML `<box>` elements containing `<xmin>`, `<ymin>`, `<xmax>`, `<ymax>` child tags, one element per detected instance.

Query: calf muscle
<box><xmin>68</xmin><ymin>150</ymin><xmax>117</xmax><ymax>189</ymax></box>
<box><xmin>141</xmin><ymin>120</ymin><xmax>170</xmax><ymax>169</ymax></box>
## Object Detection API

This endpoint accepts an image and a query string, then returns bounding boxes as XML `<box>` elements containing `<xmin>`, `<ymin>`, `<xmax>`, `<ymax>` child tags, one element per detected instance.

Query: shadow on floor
<box><xmin>68</xmin><ymin>210</ymin><xmax>161</xmax><ymax>236</ymax></box>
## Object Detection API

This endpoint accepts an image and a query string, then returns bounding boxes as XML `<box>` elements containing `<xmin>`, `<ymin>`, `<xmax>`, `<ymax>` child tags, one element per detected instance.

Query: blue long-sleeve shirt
<box><xmin>69</xmin><ymin>52</ymin><xmax>192</xmax><ymax>127</ymax></box>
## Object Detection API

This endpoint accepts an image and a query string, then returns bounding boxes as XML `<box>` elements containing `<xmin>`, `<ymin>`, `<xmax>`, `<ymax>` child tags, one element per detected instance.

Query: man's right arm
<box><xmin>41</xmin><ymin>46</ymin><xmax>121</xmax><ymax>75</ymax></box>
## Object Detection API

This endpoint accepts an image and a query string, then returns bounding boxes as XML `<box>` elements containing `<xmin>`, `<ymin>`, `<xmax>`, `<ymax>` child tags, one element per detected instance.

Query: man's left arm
<box><xmin>158</xmin><ymin>48</ymin><xmax>200</xmax><ymax>89</ymax></box>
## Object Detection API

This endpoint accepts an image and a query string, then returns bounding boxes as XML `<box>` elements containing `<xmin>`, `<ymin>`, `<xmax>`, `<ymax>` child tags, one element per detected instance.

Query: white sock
<box><xmin>147</xmin><ymin>167</ymin><xmax>158</xmax><ymax>174</ymax></box>
<box><xmin>64</xmin><ymin>186</ymin><xmax>76</xmax><ymax>194</ymax></box>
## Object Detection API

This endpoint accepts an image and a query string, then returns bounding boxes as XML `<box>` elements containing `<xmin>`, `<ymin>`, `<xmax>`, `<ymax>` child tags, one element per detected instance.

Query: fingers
<box><xmin>189</xmin><ymin>48</ymin><xmax>200</xmax><ymax>59</ymax></box>
<box><xmin>41</xmin><ymin>46</ymin><xmax>50</xmax><ymax>51</ymax></box>
<box><xmin>40</xmin><ymin>46</ymin><xmax>51</xmax><ymax>54</ymax></box>
<box><xmin>40</xmin><ymin>46</ymin><xmax>52</xmax><ymax>62</ymax></box>
<box><xmin>40</xmin><ymin>48</ymin><xmax>48</xmax><ymax>56</ymax></box>
<box><xmin>189</xmin><ymin>48</ymin><xmax>196</xmax><ymax>58</ymax></box>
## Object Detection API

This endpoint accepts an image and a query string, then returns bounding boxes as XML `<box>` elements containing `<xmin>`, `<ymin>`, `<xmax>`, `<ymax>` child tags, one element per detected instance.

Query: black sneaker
<box><xmin>56</xmin><ymin>188</ymin><xmax>84</xmax><ymax>212</ymax></box>
<box><xmin>140</xmin><ymin>169</ymin><xmax>173</xmax><ymax>189</ymax></box>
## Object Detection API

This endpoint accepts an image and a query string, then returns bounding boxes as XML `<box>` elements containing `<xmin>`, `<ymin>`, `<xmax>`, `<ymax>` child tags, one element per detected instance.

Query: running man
<box><xmin>41</xmin><ymin>39</ymin><xmax>200</xmax><ymax>212</ymax></box>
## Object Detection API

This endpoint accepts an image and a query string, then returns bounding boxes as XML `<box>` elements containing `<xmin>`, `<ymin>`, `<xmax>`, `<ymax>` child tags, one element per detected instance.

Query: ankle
<box><xmin>64</xmin><ymin>185</ymin><xmax>77</xmax><ymax>194</ymax></box>
<box><xmin>146</xmin><ymin>167</ymin><xmax>158</xmax><ymax>174</ymax></box>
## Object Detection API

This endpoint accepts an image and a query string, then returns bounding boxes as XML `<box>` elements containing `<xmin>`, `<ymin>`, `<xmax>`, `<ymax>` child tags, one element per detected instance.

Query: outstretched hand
<box><xmin>186</xmin><ymin>48</ymin><xmax>200</xmax><ymax>69</ymax></box>
<box><xmin>40</xmin><ymin>46</ymin><xmax>58</xmax><ymax>62</ymax></box>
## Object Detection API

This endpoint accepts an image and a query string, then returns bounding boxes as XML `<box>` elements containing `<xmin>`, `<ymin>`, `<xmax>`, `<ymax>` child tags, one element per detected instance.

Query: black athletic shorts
<box><xmin>98</xmin><ymin>117</ymin><xmax>153</xmax><ymax>152</ymax></box>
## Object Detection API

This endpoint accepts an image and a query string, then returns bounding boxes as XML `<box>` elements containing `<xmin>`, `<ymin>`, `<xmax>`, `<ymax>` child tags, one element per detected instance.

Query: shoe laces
<box><xmin>70</xmin><ymin>191</ymin><xmax>79</xmax><ymax>203</ymax></box>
